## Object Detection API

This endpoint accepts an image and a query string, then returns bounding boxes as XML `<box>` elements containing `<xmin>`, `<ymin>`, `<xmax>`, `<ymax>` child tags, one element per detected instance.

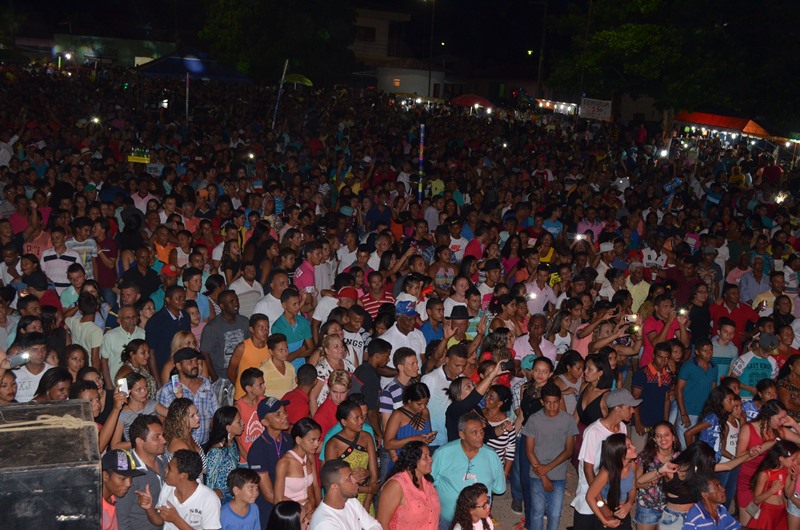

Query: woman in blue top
<box><xmin>586</xmin><ymin>433</ymin><xmax>638</xmax><ymax>529</ymax></box>
<box><xmin>684</xmin><ymin>386</ymin><xmax>736</xmax><ymax>458</ymax></box>
<box><xmin>383</xmin><ymin>383</ymin><xmax>435</xmax><ymax>466</ymax></box>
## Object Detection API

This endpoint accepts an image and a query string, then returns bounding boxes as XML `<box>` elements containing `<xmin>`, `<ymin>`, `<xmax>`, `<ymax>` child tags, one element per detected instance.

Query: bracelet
<box><xmin>656</xmin><ymin>467</ymin><xmax>662</xmax><ymax>476</ymax></box>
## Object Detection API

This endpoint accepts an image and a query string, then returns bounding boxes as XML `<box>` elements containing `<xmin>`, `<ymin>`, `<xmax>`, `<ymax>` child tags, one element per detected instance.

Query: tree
<box><xmin>547</xmin><ymin>0</ymin><xmax>800</xmax><ymax>132</ymax></box>
<box><xmin>200</xmin><ymin>0</ymin><xmax>357</xmax><ymax>84</ymax></box>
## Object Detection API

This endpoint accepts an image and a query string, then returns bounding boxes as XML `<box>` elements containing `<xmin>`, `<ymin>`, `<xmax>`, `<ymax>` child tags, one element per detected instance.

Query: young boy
<box><xmin>259</xmin><ymin>333</ymin><xmax>297</xmax><ymax>399</ymax></box>
<box><xmin>729</xmin><ymin>334</ymin><xmax>779</xmax><ymax>399</ymax></box>
<box><xmin>711</xmin><ymin>317</ymin><xmax>738</xmax><ymax>376</ymax></box>
<box><xmin>342</xmin><ymin>305</ymin><xmax>370</xmax><ymax>364</ymax></box>
<box><xmin>353</xmin><ymin>338</ymin><xmax>391</xmax><ymax>443</ymax></box>
<box><xmin>102</xmin><ymin>448</ymin><xmax>144</xmax><ymax>530</ymax></box>
<box><xmin>60</xmin><ymin>263</ymin><xmax>87</xmax><ymax>313</ymax></box>
<box><xmin>234</xmin><ymin>367</ymin><xmax>266</xmax><ymax>461</ymax></box>
<box><xmin>271</xmin><ymin>288</ymin><xmax>313</xmax><ymax>371</ymax></box>
<box><xmin>282</xmin><ymin>363</ymin><xmax>317</xmax><ymax>428</ymax></box>
<box><xmin>522</xmin><ymin>382</ymin><xmax>578</xmax><ymax>530</ymax></box>
<box><xmin>220</xmin><ymin>468</ymin><xmax>260</xmax><ymax>530</ymax></box>
<box><xmin>138</xmin><ymin>449</ymin><xmax>221</xmax><ymax>530</ymax></box>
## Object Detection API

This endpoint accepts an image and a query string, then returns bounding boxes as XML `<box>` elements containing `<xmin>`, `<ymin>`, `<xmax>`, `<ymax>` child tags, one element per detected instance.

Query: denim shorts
<box><xmin>634</xmin><ymin>505</ymin><xmax>663</xmax><ymax>525</ymax></box>
<box><xmin>788</xmin><ymin>496</ymin><xmax>800</xmax><ymax>518</ymax></box>
<box><xmin>658</xmin><ymin>506</ymin><xmax>687</xmax><ymax>530</ymax></box>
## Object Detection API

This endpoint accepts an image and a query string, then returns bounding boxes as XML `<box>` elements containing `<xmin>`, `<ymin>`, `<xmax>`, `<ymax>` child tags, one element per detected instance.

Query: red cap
<box><xmin>161</xmin><ymin>264</ymin><xmax>180</xmax><ymax>278</ymax></box>
<box><xmin>335</xmin><ymin>287</ymin><xmax>359</xmax><ymax>300</ymax></box>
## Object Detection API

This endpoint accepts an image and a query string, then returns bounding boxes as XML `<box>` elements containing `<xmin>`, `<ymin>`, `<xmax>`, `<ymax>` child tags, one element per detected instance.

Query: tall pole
<box><xmin>536</xmin><ymin>1</ymin><xmax>547</xmax><ymax>98</ymax></box>
<box><xmin>272</xmin><ymin>59</ymin><xmax>289</xmax><ymax>130</ymax></box>
<box><xmin>418</xmin><ymin>124</ymin><xmax>425</xmax><ymax>202</ymax></box>
<box><xmin>427</xmin><ymin>0</ymin><xmax>435</xmax><ymax>98</ymax></box>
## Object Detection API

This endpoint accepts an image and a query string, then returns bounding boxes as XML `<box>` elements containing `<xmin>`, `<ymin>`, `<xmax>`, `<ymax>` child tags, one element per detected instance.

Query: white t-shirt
<box><xmin>253</xmin><ymin>293</ymin><xmax>283</xmax><ymax>326</ymax></box>
<box><xmin>309</xmin><ymin>498</ymin><xmax>382</xmax><ymax>530</ymax></box>
<box><xmin>571</xmin><ymin>419</ymin><xmax>627</xmax><ymax>515</ymax></box>
<box><xmin>14</xmin><ymin>363</ymin><xmax>55</xmax><ymax>402</ymax></box>
<box><xmin>211</xmin><ymin>241</ymin><xmax>225</xmax><ymax>262</ymax></box>
<box><xmin>453</xmin><ymin>520</ymin><xmax>495</xmax><ymax>530</ymax></box>
<box><xmin>337</xmin><ymin>246</ymin><xmax>358</xmax><ymax>273</ymax></box>
<box><xmin>312</xmin><ymin>296</ymin><xmax>339</xmax><ymax>325</ymax></box>
<box><xmin>157</xmin><ymin>483</ymin><xmax>221</xmax><ymax>530</ymax></box>
<box><xmin>378</xmin><ymin>324</ymin><xmax>426</xmax><ymax>388</ymax></box>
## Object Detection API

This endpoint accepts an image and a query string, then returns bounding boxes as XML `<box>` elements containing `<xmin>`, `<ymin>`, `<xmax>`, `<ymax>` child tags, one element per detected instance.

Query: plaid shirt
<box><xmin>157</xmin><ymin>376</ymin><xmax>218</xmax><ymax>446</ymax></box>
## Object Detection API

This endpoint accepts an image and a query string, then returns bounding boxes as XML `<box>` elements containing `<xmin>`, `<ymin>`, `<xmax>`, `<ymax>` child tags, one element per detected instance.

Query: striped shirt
<box><xmin>360</xmin><ymin>290</ymin><xmax>395</xmax><ymax>319</ymax></box>
<box><xmin>66</xmin><ymin>237</ymin><xmax>98</xmax><ymax>279</ymax></box>
<box><xmin>378</xmin><ymin>377</ymin><xmax>406</xmax><ymax>415</ymax></box>
<box><xmin>41</xmin><ymin>248</ymin><xmax>80</xmax><ymax>294</ymax></box>
<box><xmin>682</xmin><ymin>502</ymin><xmax>740</xmax><ymax>530</ymax></box>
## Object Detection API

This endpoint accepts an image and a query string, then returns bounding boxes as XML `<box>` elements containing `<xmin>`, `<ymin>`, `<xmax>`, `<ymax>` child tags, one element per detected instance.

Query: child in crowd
<box><xmin>221</xmin><ymin>468</ymin><xmax>261</xmax><ymax>530</ymax></box>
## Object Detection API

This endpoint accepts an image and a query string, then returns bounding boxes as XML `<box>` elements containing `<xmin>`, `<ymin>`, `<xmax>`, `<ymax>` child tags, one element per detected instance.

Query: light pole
<box><xmin>531</xmin><ymin>1</ymin><xmax>548</xmax><ymax>98</ymax></box>
<box><xmin>424</xmin><ymin>0</ymin><xmax>435</xmax><ymax>98</ymax></box>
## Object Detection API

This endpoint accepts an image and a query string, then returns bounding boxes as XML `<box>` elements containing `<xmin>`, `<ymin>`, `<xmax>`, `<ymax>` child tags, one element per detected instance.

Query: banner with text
<box><xmin>579</xmin><ymin>97</ymin><xmax>612</xmax><ymax>121</ymax></box>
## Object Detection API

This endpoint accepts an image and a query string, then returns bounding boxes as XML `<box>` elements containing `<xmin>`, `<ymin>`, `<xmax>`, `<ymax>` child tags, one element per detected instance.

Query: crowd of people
<box><xmin>2</xmin><ymin>63</ymin><xmax>800</xmax><ymax>530</ymax></box>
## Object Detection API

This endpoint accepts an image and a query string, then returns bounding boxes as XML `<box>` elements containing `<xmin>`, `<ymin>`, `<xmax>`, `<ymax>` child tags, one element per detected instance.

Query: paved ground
<box><xmin>492</xmin><ymin>464</ymin><xmax>579</xmax><ymax>530</ymax></box>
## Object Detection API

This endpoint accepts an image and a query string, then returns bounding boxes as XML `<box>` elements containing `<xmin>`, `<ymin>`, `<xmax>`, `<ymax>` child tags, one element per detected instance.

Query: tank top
<box><xmin>553</xmin><ymin>332</ymin><xmax>572</xmax><ymax>357</ymax></box>
<box><xmin>233</xmin><ymin>338</ymin><xmax>272</xmax><ymax>399</ymax></box>
<box><xmin>601</xmin><ymin>466</ymin><xmax>634</xmax><ymax>505</ymax></box>
<box><xmin>175</xmin><ymin>247</ymin><xmax>191</xmax><ymax>268</ymax></box>
<box><xmin>558</xmin><ymin>374</ymin><xmax>583</xmax><ymax>416</ymax></box>
<box><xmin>283</xmin><ymin>450</ymin><xmax>313</xmax><ymax>503</ymax></box>
<box><xmin>576</xmin><ymin>389</ymin><xmax>608</xmax><ymax>426</ymax></box>
<box><xmin>720</xmin><ymin>419</ymin><xmax>740</xmax><ymax>463</ymax></box>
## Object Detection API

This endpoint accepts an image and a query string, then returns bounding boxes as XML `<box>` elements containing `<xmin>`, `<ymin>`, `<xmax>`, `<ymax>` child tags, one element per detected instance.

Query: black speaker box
<box><xmin>0</xmin><ymin>400</ymin><xmax>101</xmax><ymax>529</ymax></box>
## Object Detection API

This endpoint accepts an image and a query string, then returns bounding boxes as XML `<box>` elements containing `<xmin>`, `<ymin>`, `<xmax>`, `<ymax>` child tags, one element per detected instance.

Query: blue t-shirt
<box><xmin>271</xmin><ymin>314</ymin><xmax>312</xmax><ymax>370</ymax></box>
<box><xmin>698</xmin><ymin>413</ymin><xmax>722</xmax><ymax>462</ymax></box>
<box><xmin>220</xmin><ymin>502</ymin><xmax>260</xmax><ymax>530</ymax></box>
<box><xmin>678</xmin><ymin>358</ymin><xmax>718</xmax><ymax>416</ymax></box>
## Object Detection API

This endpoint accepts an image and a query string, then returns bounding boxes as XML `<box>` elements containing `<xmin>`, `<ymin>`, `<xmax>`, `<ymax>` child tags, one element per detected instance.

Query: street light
<box><xmin>422</xmin><ymin>0</ymin><xmax>435</xmax><ymax>98</ymax></box>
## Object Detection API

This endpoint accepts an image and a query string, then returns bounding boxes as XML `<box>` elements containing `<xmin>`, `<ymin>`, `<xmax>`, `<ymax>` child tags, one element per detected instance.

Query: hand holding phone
<box><xmin>8</xmin><ymin>351</ymin><xmax>31</xmax><ymax>369</ymax></box>
<box><xmin>117</xmin><ymin>378</ymin><xmax>129</xmax><ymax>397</ymax></box>
<box><xmin>171</xmin><ymin>374</ymin><xmax>181</xmax><ymax>393</ymax></box>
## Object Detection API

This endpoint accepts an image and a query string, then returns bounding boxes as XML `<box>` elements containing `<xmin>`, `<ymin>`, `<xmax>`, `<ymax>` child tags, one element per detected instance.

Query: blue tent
<box><xmin>137</xmin><ymin>48</ymin><xmax>249</xmax><ymax>120</ymax></box>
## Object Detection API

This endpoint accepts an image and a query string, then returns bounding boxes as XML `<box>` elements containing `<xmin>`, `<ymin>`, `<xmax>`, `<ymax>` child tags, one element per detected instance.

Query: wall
<box><xmin>376</xmin><ymin>66</ymin><xmax>446</xmax><ymax>97</ymax></box>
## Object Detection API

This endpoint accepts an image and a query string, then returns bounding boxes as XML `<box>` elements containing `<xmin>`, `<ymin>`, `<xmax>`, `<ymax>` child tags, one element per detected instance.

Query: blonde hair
<box><xmin>322</xmin><ymin>334</ymin><xmax>344</xmax><ymax>354</ymax></box>
<box><xmin>327</xmin><ymin>370</ymin><xmax>351</xmax><ymax>390</ymax></box>
<box><xmin>170</xmin><ymin>330</ymin><xmax>197</xmax><ymax>356</ymax></box>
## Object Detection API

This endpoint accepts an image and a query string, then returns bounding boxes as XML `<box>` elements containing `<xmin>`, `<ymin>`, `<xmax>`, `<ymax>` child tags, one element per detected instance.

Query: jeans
<box><xmin>659</xmin><ymin>506</ymin><xmax>687</xmax><ymax>530</ymax></box>
<box><xmin>634</xmin><ymin>505</ymin><xmax>663</xmax><ymax>525</ymax></box>
<box><xmin>668</xmin><ymin>399</ymin><xmax>678</xmax><ymax>426</ymax></box>
<box><xmin>675</xmin><ymin>414</ymin><xmax>697</xmax><ymax>450</ymax></box>
<box><xmin>515</xmin><ymin>434</ymin><xmax>533</xmax><ymax>523</ymax></box>
<box><xmin>101</xmin><ymin>287</ymin><xmax>117</xmax><ymax>308</ymax></box>
<box><xmin>511</xmin><ymin>433</ymin><xmax>523</xmax><ymax>501</ymax></box>
<box><xmin>528</xmin><ymin>476</ymin><xmax>565</xmax><ymax>530</ymax></box>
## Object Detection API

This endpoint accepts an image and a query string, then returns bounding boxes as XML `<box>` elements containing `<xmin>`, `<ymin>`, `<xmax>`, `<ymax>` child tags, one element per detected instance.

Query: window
<box><xmin>393</xmin><ymin>78</ymin><xmax>401</xmax><ymax>87</ymax></box>
<box><xmin>355</xmin><ymin>26</ymin><xmax>377</xmax><ymax>43</ymax></box>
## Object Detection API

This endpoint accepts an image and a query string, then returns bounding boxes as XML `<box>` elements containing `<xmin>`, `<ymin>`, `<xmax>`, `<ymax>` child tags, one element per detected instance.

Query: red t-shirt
<box><xmin>642</xmin><ymin>316</ymin><xmax>681</xmax><ymax>366</ymax></box>
<box><xmin>283</xmin><ymin>386</ymin><xmax>311</xmax><ymax>427</ymax></box>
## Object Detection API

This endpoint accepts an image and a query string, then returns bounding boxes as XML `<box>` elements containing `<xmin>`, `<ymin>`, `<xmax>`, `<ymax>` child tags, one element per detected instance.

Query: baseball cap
<box><xmin>483</xmin><ymin>258</ymin><xmax>501</xmax><ymax>271</ymax></box>
<box><xmin>606</xmin><ymin>388</ymin><xmax>642</xmax><ymax>408</ymax></box>
<box><xmin>759</xmin><ymin>333</ymin><xmax>779</xmax><ymax>351</ymax></box>
<box><xmin>520</xmin><ymin>354</ymin><xmax>536</xmax><ymax>371</ymax></box>
<box><xmin>161</xmin><ymin>264</ymin><xmax>180</xmax><ymax>278</ymax></box>
<box><xmin>102</xmin><ymin>449</ymin><xmax>145</xmax><ymax>477</ymax></box>
<box><xmin>395</xmin><ymin>300</ymin><xmax>419</xmax><ymax>318</ymax></box>
<box><xmin>257</xmin><ymin>396</ymin><xmax>290</xmax><ymax>419</ymax></box>
<box><xmin>599</xmin><ymin>242</ymin><xmax>615</xmax><ymax>253</ymax></box>
<box><xmin>173</xmin><ymin>348</ymin><xmax>203</xmax><ymax>364</ymax></box>
<box><xmin>335</xmin><ymin>287</ymin><xmax>359</xmax><ymax>300</ymax></box>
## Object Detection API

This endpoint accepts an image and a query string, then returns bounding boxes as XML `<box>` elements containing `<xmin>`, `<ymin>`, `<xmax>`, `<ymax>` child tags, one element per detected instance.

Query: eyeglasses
<box><xmin>473</xmin><ymin>501</ymin><xmax>491</xmax><ymax>510</ymax></box>
<box><xmin>464</xmin><ymin>461</ymin><xmax>474</xmax><ymax>481</ymax></box>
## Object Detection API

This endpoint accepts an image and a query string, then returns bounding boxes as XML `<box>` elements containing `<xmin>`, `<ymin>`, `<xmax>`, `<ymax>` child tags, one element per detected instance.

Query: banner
<box><xmin>579</xmin><ymin>97</ymin><xmax>612</xmax><ymax>121</ymax></box>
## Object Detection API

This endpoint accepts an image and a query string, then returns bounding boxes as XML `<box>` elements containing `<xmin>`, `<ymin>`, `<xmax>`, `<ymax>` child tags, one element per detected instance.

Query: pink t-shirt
<box><xmin>641</xmin><ymin>316</ymin><xmax>681</xmax><ymax>366</ymax></box>
<box><xmin>293</xmin><ymin>260</ymin><xmax>317</xmax><ymax>296</ymax></box>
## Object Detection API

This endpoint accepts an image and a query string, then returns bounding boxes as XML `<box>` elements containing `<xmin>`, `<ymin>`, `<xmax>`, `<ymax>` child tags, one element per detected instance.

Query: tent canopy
<box><xmin>451</xmin><ymin>94</ymin><xmax>493</xmax><ymax>108</ymax></box>
<box><xmin>284</xmin><ymin>73</ymin><xmax>312</xmax><ymax>87</ymax></box>
<box><xmin>674</xmin><ymin>111</ymin><xmax>770</xmax><ymax>137</ymax></box>
<box><xmin>137</xmin><ymin>48</ymin><xmax>249</xmax><ymax>82</ymax></box>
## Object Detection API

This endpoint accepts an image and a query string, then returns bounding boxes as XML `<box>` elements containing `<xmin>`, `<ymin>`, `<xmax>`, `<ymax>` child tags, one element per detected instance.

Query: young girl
<box><xmin>488</xmin><ymin>294</ymin><xmax>520</xmax><ymax>336</ymax></box>
<box><xmin>450</xmin><ymin>482</ymin><xmax>494</xmax><ymax>530</ymax></box>
<box><xmin>323</xmin><ymin>398</ymin><xmax>379</xmax><ymax>512</ymax></box>
<box><xmin>553</xmin><ymin>350</ymin><xmax>584</xmax><ymax>416</ymax></box>
<box><xmin>546</xmin><ymin>310</ymin><xmax>574</xmax><ymax>361</ymax></box>
<box><xmin>473</xmin><ymin>328</ymin><xmax>514</xmax><ymax>387</ymax></box>
<box><xmin>634</xmin><ymin>422</ymin><xmax>680</xmax><ymax>530</ymax></box>
<box><xmin>220</xmin><ymin>240</ymin><xmax>242</xmax><ymax>285</ymax></box>
<box><xmin>273</xmin><ymin>418</ymin><xmax>322</xmax><ymax>511</ymax></box>
<box><xmin>204</xmin><ymin>406</ymin><xmax>244</xmax><ymax>503</ymax></box>
<box><xmin>586</xmin><ymin>434</ymin><xmax>638</xmax><ymax>529</ymax></box>
<box><xmin>513</xmin><ymin>295</ymin><xmax>530</xmax><ymax>335</ymax></box>
<box><xmin>684</xmin><ymin>386</ymin><xmax>736</xmax><ymax>455</ymax></box>
<box><xmin>60</xmin><ymin>345</ymin><xmax>88</xmax><ymax>382</ymax></box>
<box><xmin>718</xmin><ymin>394</ymin><xmax>745</xmax><ymax>504</ymax></box>
<box><xmin>749</xmin><ymin>440</ymin><xmax>800</xmax><ymax>530</ymax></box>
<box><xmin>183</xmin><ymin>299</ymin><xmax>207</xmax><ymax>346</ymax></box>
<box><xmin>743</xmin><ymin>379</ymin><xmax>778</xmax><ymax>421</ymax></box>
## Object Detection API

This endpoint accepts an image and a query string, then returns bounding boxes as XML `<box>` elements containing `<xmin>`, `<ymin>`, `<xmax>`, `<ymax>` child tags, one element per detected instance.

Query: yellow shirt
<box><xmin>259</xmin><ymin>358</ymin><xmax>297</xmax><ymax>399</ymax></box>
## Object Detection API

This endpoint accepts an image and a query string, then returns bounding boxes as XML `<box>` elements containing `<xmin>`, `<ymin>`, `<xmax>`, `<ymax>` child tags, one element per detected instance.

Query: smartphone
<box><xmin>117</xmin><ymin>378</ymin><xmax>129</xmax><ymax>397</ymax></box>
<box><xmin>501</xmin><ymin>359</ymin><xmax>516</xmax><ymax>372</ymax></box>
<box><xmin>171</xmin><ymin>374</ymin><xmax>181</xmax><ymax>393</ymax></box>
<box><xmin>8</xmin><ymin>351</ymin><xmax>31</xmax><ymax>369</ymax></box>
<box><xmin>625</xmin><ymin>314</ymin><xmax>638</xmax><ymax>323</ymax></box>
